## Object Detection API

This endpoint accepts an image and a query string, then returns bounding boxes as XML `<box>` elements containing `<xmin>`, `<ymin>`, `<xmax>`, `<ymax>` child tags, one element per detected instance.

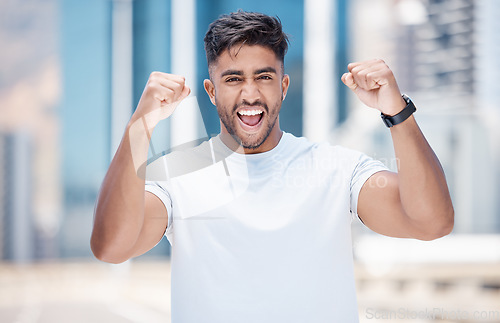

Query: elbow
<box><xmin>415</xmin><ymin>206</ymin><xmax>454</xmax><ymax>241</ymax></box>
<box><xmin>91</xmin><ymin>248</ymin><xmax>130</xmax><ymax>264</ymax></box>
<box><xmin>435</xmin><ymin>204</ymin><xmax>455</xmax><ymax>239</ymax></box>
<box><xmin>90</xmin><ymin>237</ymin><xmax>131</xmax><ymax>264</ymax></box>
<box><xmin>90</xmin><ymin>212</ymin><xmax>134</xmax><ymax>264</ymax></box>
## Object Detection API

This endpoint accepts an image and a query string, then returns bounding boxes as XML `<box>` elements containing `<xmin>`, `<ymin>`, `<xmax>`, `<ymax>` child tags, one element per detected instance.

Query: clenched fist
<box><xmin>341</xmin><ymin>59</ymin><xmax>406</xmax><ymax>116</ymax></box>
<box><xmin>131</xmin><ymin>72</ymin><xmax>191</xmax><ymax>129</ymax></box>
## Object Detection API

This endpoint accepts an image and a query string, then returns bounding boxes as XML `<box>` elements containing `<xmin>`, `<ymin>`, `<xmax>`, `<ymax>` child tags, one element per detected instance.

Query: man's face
<box><xmin>204</xmin><ymin>45</ymin><xmax>290</xmax><ymax>153</ymax></box>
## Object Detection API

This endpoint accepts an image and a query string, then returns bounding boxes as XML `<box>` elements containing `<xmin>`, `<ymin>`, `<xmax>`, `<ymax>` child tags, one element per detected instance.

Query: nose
<box><xmin>240</xmin><ymin>79</ymin><xmax>261</xmax><ymax>103</ymax></box>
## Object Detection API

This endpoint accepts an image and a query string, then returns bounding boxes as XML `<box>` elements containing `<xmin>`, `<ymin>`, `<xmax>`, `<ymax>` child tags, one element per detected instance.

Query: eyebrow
<box><xmin>220</xmin><ymin>69</ymin><xmax>243</xmax><ymax>77</ymax></box>
<box><xmin>220</xmin><ymin>67</ymin><xmax>277</xmax><ymax>78</ymax></box>
<box><xmin>255</xmin><ymin>67</ymin><xmax>277</xmax><ymax>75</ymax></box>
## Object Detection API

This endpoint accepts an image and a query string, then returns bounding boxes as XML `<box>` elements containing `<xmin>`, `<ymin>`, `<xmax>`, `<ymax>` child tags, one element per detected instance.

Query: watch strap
<box><xmin>381</xmin><ymin>94</ymin><xmax>416</xmax><ymax>128</ymax></box>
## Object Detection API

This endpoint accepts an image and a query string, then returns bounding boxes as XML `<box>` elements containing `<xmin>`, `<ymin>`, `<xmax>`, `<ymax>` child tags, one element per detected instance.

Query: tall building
<box><xmin>344</xmin><ymin>0</ymin><xmax>500</xmax><ymax>234</ymax></box>
<box><xmin>0</xmin><ymin>0</ymin><xmax>62</xmax><ymax>261</ymax></box>
<box><xmin>0</xmin><ymin>132</ymin><xmax>34</xmax><ymax>262</ymax></box>
<box><xmin>398</xmin><ymin>0</ymin><xmax>499</xmax><ymax>233</ymax></box>
<box><xmin>396</xmin><ymin>0</ymin><xmax>475</xmax><ymax>100</ymax></box>
<box><xmin>60</xmin><ymin>0</ymin><xmax>114</xmax><ymax>257</ymax></box>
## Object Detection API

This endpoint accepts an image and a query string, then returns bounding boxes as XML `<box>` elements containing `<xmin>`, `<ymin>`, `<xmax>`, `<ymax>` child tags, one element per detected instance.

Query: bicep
<box><xmin>357</xmin><ymin>170</ymin><xmax>414</xmax><ymax>239</ymax></box>
<box><xmin>130</xmin><ymin>191</ymin><xmax>169</xmax><ymax>258</ymax></box>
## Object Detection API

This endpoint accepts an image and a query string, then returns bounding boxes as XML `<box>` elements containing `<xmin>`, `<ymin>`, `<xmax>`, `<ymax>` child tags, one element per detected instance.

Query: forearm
<box><xmin>91</xmin><ymin>119</ymin><xmax>151</xmax><ymax>263</ymax></box>
<box><xmin>390</xmin><ymin>115</ymin><xmax>454</xmax><ymax>237</ymax></box>
<box><xmin>91</xmin><ymin>72</ymin><xmax>189</xmax><ymax>262</ymax></box>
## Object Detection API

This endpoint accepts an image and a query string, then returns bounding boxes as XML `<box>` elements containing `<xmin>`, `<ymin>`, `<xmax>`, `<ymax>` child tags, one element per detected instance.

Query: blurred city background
<box><xmin>0</xmin><ymin>0</ymin><xmax>499</xmax><ymax>322</ymax></box>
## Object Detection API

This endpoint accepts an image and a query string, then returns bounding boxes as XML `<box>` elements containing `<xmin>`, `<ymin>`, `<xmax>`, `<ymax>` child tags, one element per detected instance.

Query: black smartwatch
<box><xmin>381</xmin><ymin>94</ymin><xmax>416</xmax><ymax>128</ymax></box>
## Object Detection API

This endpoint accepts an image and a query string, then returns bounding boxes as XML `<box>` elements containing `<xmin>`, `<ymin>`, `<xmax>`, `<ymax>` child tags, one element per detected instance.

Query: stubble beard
<box><xmin>217</xmin><ymin>100</ymin><xmax>280</xmax><ymax>150</ymax></box>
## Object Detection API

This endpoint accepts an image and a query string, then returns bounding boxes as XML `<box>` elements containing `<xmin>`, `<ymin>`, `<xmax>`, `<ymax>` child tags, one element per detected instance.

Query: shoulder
<box><xmin>145</xmin><ymin>138</ymin><xmax>215</xmax><ymax>181</ymax></box>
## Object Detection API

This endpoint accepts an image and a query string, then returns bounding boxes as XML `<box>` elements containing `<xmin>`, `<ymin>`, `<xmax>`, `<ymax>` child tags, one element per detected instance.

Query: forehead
<box><xmin>210</xmin><ymin>45</ymin><xmax>282</xmax><ymax>76</ymax></box>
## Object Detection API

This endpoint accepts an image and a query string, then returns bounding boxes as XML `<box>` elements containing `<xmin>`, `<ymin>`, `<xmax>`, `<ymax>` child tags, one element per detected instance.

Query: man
<box><xmin>91</xmin><ymin>11</ymin><xmax>454</xmax><ymax>322</ymax></box>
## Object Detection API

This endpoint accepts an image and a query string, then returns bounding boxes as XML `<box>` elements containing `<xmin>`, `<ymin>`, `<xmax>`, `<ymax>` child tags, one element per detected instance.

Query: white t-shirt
<box><xmin>145</xmin><ymin>132</ymin><xmax>387</xmax><ymax>323</ymax></box>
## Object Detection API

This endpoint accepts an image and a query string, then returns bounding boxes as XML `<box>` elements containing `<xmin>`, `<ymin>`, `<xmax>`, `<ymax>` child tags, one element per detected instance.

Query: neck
<box><xmin>219</xmin><ymin>127</ymin><xmax>283</xmax><ymax>155</ymax></box>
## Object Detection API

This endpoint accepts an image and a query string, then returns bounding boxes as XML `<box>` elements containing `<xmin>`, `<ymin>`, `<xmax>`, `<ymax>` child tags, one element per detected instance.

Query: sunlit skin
<box><xmin>203</xmin><ymin>45</ymin><xmax>290</xmax><ymax>154</ymax></box>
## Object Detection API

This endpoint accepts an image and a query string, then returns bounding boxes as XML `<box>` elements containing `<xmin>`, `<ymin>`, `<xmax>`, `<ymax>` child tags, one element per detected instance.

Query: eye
<box><xmin>226</xmin><ymin>77</ymin><xmax>241</xmax><ymax>82</ymax></box>
<box><xmin>257</xmin><ymin>75</ymin><xmax>272</xmax><ymax>80</ymax></box>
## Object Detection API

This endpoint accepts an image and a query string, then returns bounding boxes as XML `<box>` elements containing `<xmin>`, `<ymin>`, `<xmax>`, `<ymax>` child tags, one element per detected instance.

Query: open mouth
<box><xmin>237</xmin><ymin>109</ymin><xmax>264</xmax><ymax>129</ymax></box>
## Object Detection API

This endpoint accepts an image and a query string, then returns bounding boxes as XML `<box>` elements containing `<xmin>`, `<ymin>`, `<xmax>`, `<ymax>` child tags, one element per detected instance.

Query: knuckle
<box><xmin>177</xmin><ymin>77</ymin><xmax>186</xmax><ymax>87</ymax></box>
<box><xmin>165</xmin><ymin>88</ymin><xmax>175</xmax><ymax>98</ymax></box>
<box><xmin>351</xmin><ymin>66</ymin><xmax>362</xmax><ymax>73</ymax></box>
<box><xmin>150</xmin><ymin>71</ymin><xmax>161</xmax><ymax>79</ymax></box>
<box><xmin>169</xmin><ymin>74</ymin><xmax>184</xmax><ymax>82</ymax></box>
<box><xmin>172</xmin><ymin>82</ymin><xmax>182</xmax><ymax>91</ymax></box>
<box><xmin>146</xmin><ymin>81</ymin><xmax>159</xmax><ymax>91</ymax></box>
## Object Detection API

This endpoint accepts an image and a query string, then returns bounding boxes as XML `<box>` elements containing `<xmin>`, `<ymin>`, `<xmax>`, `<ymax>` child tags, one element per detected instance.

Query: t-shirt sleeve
<box><xmin>349</xmin><ymin>152</ymin><xmax>389</xmax><ymax>218</ymax></box>
<box><xmin>145</xmin><ymin>181</ymin><xmax>173</xmax><ymax>234</ymax></box>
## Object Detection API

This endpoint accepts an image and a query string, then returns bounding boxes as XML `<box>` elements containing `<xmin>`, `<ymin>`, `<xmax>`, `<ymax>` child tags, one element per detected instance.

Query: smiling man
<box><xmin>91</xmin><ymin>11</ymin><xmax>454</xmax><ymax>323</ymax></box>
<box><xmin>204</xmin><ymin>43</ymin><xmax>289</xmax><ymax>153</ymax></box>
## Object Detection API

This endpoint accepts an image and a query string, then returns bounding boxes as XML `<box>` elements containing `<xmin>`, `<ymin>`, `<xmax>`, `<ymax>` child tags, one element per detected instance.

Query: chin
<box><xmin>230</xmin><ymin>132</ymin><xmax>262</xmax><ymax>149</ymax></box>
<box><xmin>241</xmin><ymin>128</ymin><xmax>275</xmax><ymax>150</ymax></box>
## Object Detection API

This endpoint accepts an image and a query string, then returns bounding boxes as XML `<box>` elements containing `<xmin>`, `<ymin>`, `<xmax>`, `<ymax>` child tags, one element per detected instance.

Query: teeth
<box><xmin>238</xmin><ymin>110</ymin><xmax>263</xmax><ymax>116</ymax></box>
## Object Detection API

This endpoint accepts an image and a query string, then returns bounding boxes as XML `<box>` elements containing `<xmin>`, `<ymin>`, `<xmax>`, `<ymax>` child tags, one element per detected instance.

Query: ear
<box><xmin>281</xmin><ymin>74</ymin><xmax>290</xmax><ymax>101</ymax></box>
<box><xmin>204</xmin><ymin>79</ymin><xmax>216</xmax><ymax>106</ymax></box>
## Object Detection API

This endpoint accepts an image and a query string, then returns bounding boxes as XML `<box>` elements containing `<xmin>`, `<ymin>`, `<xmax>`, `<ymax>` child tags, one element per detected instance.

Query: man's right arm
<box><xmin>90</xmin><ymin>72</ymin><xmax>190</xmax><ymax>264</ymax></box>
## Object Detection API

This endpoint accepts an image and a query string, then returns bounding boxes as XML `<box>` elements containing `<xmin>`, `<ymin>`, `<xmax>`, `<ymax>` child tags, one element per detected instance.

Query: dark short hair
<box><xmin>204</xmin><ymin>10</ymin><xmax>289</xmax><ymax>70</ymax></box>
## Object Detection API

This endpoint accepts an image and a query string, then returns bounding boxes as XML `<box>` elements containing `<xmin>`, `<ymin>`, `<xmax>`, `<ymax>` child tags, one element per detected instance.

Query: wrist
<box><xmin>128</xmin><ymin>111</ymin><xmax>159</xmax><ymax>133</ymax></box>
<box><xmin>381</xmin><ymin>94</ymin><xmax>416</xmax><ymax>128</ymax></box>
<box><xmin>381</xmin><ymin>96</ymin><xmax>407</xmax><ymax>117</ymax></box>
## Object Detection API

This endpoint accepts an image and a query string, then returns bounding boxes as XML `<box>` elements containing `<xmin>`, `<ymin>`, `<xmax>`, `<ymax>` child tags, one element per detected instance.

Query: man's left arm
<box><xmin>342</xmin><ymin>59</ymin><xmax>454</xmax><ymax>241</ymax></box>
